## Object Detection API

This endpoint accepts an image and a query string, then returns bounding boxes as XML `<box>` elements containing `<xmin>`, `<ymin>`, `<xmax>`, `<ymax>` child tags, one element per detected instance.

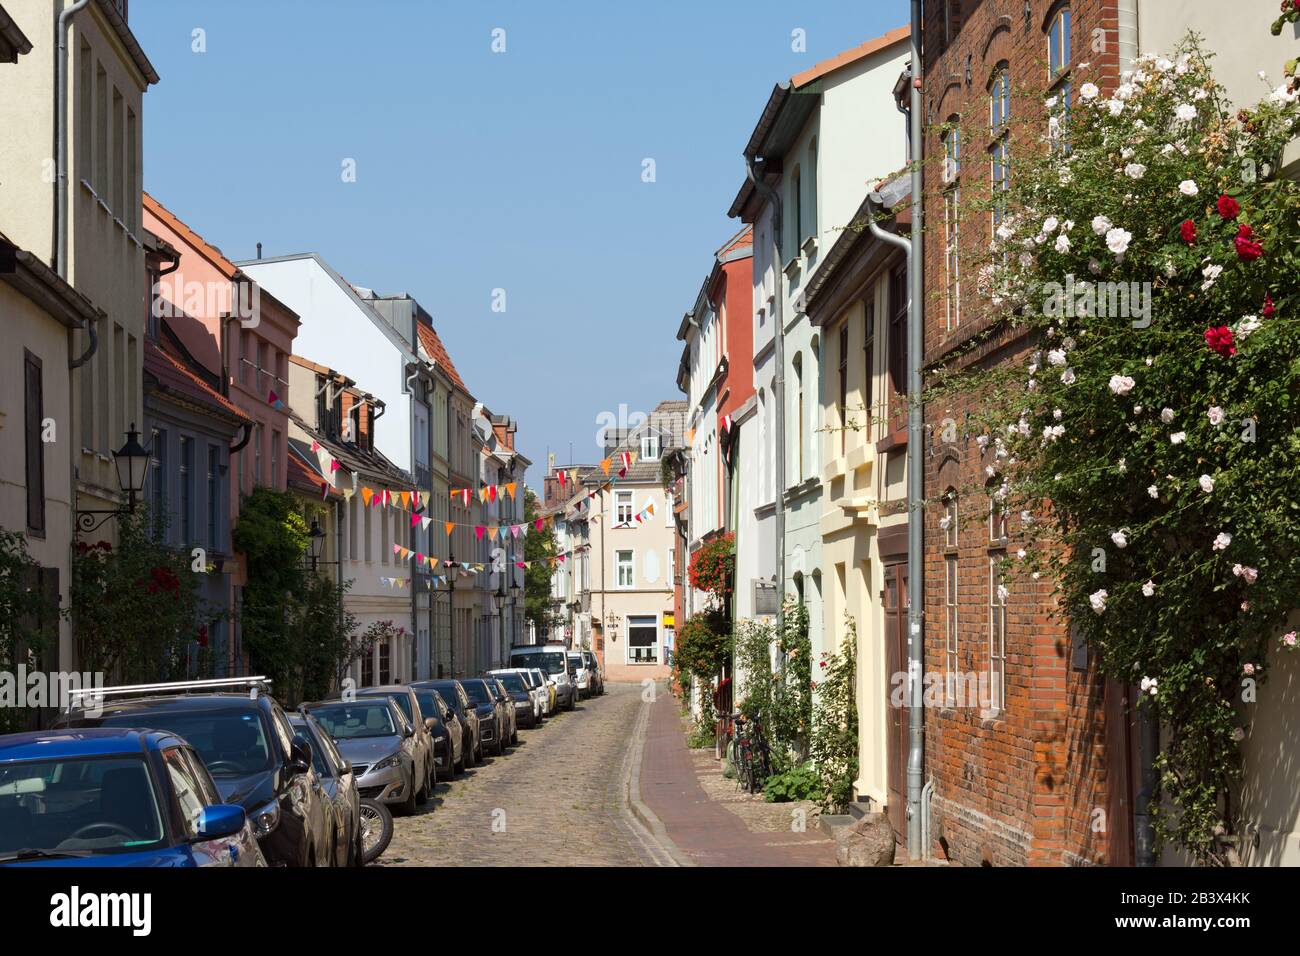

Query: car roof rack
<box><xmin>64</xmin><ymin>676</ymin><xmax>273</xmax><ymax>713</ymax></box>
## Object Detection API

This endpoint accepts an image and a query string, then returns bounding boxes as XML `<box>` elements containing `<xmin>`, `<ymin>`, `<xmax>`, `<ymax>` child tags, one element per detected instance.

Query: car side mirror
<box><xmin>403</xmin><ymin>724</ymin><xmax>414</xmax><ymax>738</ymax></box>
<box><xmin>288</xmin><ymin>738</ymin><xmax>312</xmax><ymax>776</ymax></box>
<box><xmin>424</xmin><ymin>717</ymin><xmax>435</xmax><ymax>731</ymax></box>
<box><xmin>195</xmin><ymin>804</ymin><xmax>246</xmax><ymax>841</ymax></box>
<box><xmin>340</xmin><ymin>761</ymin><xmax>353</xmax><ymax>776</ymax></box>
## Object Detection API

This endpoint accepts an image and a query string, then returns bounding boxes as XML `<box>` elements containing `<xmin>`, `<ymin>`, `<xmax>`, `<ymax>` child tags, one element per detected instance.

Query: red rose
<box><xmin>1180</xmin><ymin>219</ymin><xmax>1197</xmax><ymax>244</ymax></box>
<box><xmin>1235</xmin><ymin>223</ymin><xmax>1264</xmax><ymax>261</ymax></box>
<box><xmin>1205</xmin><ymin>325</ymin><xmax>1236</xmax><ymax>357</ymax></box>
<box><xmin>1263</xmin><ymin>294</ymin><xmax>1276</xmax><ymax>318</ymax></box>
<box><xmin>1216</xmin><ymin>195</ymin><xmax>1241</xmax><ymax>220</ymax></box>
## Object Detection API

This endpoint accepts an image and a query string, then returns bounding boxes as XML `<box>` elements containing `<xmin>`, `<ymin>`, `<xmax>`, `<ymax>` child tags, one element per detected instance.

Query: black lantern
<box><xmin>307</xmin><ymin>518</ymin><xmax>326</xmax><ymax>571</ymax></box>
<box><xmin>76</xmin><ymin>423</ymin><xmax>152</xmax><ymax>534</ymax></box>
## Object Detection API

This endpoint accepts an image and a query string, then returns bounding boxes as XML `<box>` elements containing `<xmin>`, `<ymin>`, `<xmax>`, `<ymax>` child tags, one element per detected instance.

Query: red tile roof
<box><xmin>287</xmin><ymin>449</ymin><xmax>338</xmax><ymax>499</ymax></box>
<box><xmin>144</xmin><ymin>338</ymin><xmax>251</xmax><ymax>424</ymax></box>
<box><xmin>417</xmin><ymin>322</ymin><xmax>469</xmax><ymax>393</ymax></box>
<box><xmin>142</xmin><ymin>192</ymin><xmax>240</xmax><ymax>280</ymax></box>
<box><xmin>790</xmin><ymin>25</ymin><xmax>910</xmax><ymax>90</ymax></box>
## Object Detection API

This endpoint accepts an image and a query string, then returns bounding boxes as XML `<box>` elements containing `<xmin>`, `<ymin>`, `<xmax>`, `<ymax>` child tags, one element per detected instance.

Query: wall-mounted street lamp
<box><xmin>75</xmin><ymin>424</ymin><xmax>150</xmax><ymax>535</ymax></box>
<box><xmin>306</xmin><ymin>519</ymin><xmax>327</xmax><ymax>573</ymax></box>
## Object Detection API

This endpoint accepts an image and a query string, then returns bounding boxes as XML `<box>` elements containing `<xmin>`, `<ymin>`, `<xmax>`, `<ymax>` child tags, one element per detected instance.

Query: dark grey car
<box><xmin>290</xmin><ymin>711</ymin><xmax>362</xmax><ymax>867</ymax></box>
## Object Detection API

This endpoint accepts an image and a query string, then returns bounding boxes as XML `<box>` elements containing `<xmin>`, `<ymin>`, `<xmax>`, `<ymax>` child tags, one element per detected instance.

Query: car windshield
<box><xmin>310</xmin><ymin>701</ymin><xmax>398</xmax><ymax>739</ymax></box>
<box><xmin>96</xmin><ymin>709</ymin><xmax>273</xmax><ymax>776</ymax></box>
<box><xmin>513</xmin><ymin>651</ymin><xmax>566</xmax><ymax>674</ymax></box>
<box><xmin>426</xmin><ymin>685</ymin><xmax>462</xmax><ymax>712</ymax></box>
<box><xmin>499</xmin><ymin>674</ymin><xmax>526</xmax><ymax>693</ymax></box>
<box><xmin>462</xmin><ymin>681</ymin><xmax>493</xmax><ymax>704</ymax></box>
<box><xmin>569</xmin><ymin>657</ymin><xmax>583</xmax><ymax>670</ymax></box>
<box><xmin>0</xmin><ymin>755</ymin><xmax>167</xmax><ymax>859</ymax></box>
<box><xmin>362</xmin><ymin>691</ymin><xmax>412</xmax><ymax>723</ymax></box>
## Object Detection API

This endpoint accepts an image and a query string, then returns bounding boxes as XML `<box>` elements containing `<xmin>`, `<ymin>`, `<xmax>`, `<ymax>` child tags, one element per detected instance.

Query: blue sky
<box><xmin>132</xmin><ymin>0</ymin><xmax>905</xmax><ymax>485</ymax></box>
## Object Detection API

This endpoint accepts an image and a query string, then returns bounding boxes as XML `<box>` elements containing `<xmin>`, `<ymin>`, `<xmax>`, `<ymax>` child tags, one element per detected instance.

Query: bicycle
<box><xmin>732</xmin><ymin>714</ymin><xmax>772</xmax><ymax>794</ymax></box>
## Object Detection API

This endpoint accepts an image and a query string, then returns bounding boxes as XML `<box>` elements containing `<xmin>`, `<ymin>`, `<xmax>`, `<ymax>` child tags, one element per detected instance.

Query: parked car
<box><xmin>488</xmin><ymin>677</ymin><xmax>519</xmax><ymax>744</ymax></box>
<box><xmin>509</xmin><ymin>644</ymin><xmax>578</xmax><ymax>710</ymax></box>
<box><xmin>411</xmin><ymin>680</ymin><xmax>481</xmax><ymax>767</ymax></box>
<box><xmin>289</xmin><ymin>711</ymin><xmax>361</xmax><ymax>867</ymax></box>
<box><xmin>0</xmin><ymin>728</ymin><xmax>265</xmax><ymax>868</ymax></box>
<box><xmin>530</xmin><ymin>667</ymin><xmax>556</xmax><ymax>715</ymax></box>
<box><xmin>492</xmin><ymin>671</ymin><xmax>536</xmax><ymax>730</ymax></box>
<box><xmin>568</xmin><ymin>653</ymin><xmax>591</xmax><ymax>700</ymax></box>
<box><xmin>459</xmin><ymin>678</ymin><xmax>505</xmax><ymax>756</ymax></box>
<box><xmin>583</xmin><ymin>650</ymin><xmax>605</xmax><ymax>696</ymax></box>
<box><xmin>58</xmin><ymin>678</ymin><xmax>332</xmax><ymax>867</ymax></box>
<box><xmin>410</xmin><ymin>687</ymin><xmax>462</xmax><ymax>780</ymax></box>
<box><xmin>353</xmin><ymin>685</ymin><xmax>434</xmax><ymax>803</ymax></box>
<box><xmin>304</xmin><ymin>697</ymin><xmax>420</xmax><ymax>817</ymax></box>
<box><xmin>491</xmin><ymin>668</ymin><xmax>544</xmax><ymax>724</ymax></box>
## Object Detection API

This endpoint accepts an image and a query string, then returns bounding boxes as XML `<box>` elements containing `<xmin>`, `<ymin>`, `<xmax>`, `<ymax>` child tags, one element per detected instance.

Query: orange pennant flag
<box><xmin>400</xmin><ymin>491</ymin><xmax>411</xmax><ymax>510</ymax></box>
<box><xmin>361</xmin><ymin>487</ymin><xmax>374</xmax><ymax>507</ymax></box>
<box><xmin>488</xmin><ymin>526</ymin><xmax>500</xmax><ymax>541</ymax></box>
<box><xmin>601</xmin><ymin>459</ymin><xmax>611</xmax><ymax>475</ymax></box>
<box><xmin>505</xmin><ymin>482</ymin><xmax>517</xmax><ymax>499</ymax></box>
<box><xmin>444</xmin><ymin>521</ymin><xmax>455</xmax><ymax>537</ymax></box>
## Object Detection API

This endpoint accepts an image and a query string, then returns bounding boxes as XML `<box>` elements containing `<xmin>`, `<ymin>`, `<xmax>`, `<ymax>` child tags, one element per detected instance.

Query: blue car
<box><xmin>0</xmin><ymin>729</ymin><xmax>265</xmax><ymax>867</ymax></box>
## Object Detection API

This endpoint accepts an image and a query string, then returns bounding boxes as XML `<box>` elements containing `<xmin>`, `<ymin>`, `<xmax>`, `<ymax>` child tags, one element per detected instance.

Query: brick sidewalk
<box><xmin>638</xmin><ymin>688</ymin><xmax>838</xmax><ymax>866</ymax></box>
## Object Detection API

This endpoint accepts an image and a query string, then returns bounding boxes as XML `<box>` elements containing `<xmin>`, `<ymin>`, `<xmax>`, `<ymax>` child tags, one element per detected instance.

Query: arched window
<box><xmin>941</xmin><ymin>118</ymin><xmax>962</xmax><ymax>331</ymax></box>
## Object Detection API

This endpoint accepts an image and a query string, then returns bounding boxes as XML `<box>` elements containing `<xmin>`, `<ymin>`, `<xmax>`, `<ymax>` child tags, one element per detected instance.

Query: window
<box><xmin>863</xmin><ymin>303</ymin><xmax>875</xmax><ymax>428</ymax></box>
<box><xmin>207</xmin><ymin>446</ymin><xmax>220</xmax><ymax>549</ymax></box>
<box><xmin>379</xmin><ymin>638</ymin><xmax>391</xmax><ymax>685</ymax></box>
<box><xmin>806</xmin><ymin>138</ymin><xmax>818</xmax><ymax>240</ymax></box>
<box><xmin>988</xmin><ymin>559</ymin><xmax>1007</xmax><ymax>712</ymax></box>
<box><xmin>943</xmin><ymin>491</ymin><xmax>959</xmax><ymax>549</ymax></box>
<box><xmin>24</xmin><ymin>352</ymin><xmax>45</xmax><ymax>535</ymax></box>
<box><xmin>887</xmin><ymin>269</ymin><xmax>908</xmax><ymax>401</ymax></box>
<box><xmin>1048</xmin><ymin>5</ymin><xmax>1071</xmax><ymax>77</ymax></box>
<box><xmin>989</xmin><ymin>67</ymin><xmax>1011</xmax><ymax>229</ymax></box>
<box><xmin>126</xmin><ymin>107</ymin><xmax>138</xmax><ymax>233</ymax></box>
<box><xmin>615</xmin><ymin>491</ymin><xmax>633</xmax><ymax>526</ymax></box>
<box><xmin>179</xmin><ymin>436</ymin><xmax>192</xmax><ymax>543</ymax></box>
<box><xmin>77</xmin><ymin>43</ymin><xmax>91</xmax><ymax>179</ymax></box>
<box><xmin>944</xmin><ymin>188</ymin><xmax>961</xmax><ymax>331</ymax></box>
<box><xmin>838</xmin><ymin>325</ymin><xmax>849</xmax><ymax>454</ymax></box>
<box><xmin>94</xmin><ymin>64</ymin><xmax>108</xmax><ymax>196</ymax></box>
<box><xmin>271</xmin><ymin>429</ymin><xmax>280</xmax><ymax>488</ymax></box>
<box><xmin>361</xmin><ymin>647</ymin><xmax>374</xmax><ymax>688</ymax></box>
<box><xmin>943</xmin><ymin>0</ymin><xmax>963</xmax><ymax>46</ymax></box>
<box><xmin>150</xmin><ymin>429</ymin><xmax>166</xmax><ymax>519</ymax></box>
<box><xmin>989</xmin><ymin>488</ymin><xmax>1008</xmax><ymax>543</ymax></box>
<box><xmin>945</xmin><ymin>555</ymin><xmax>958</xmax><ymax>705</ymax></box>
<box><xmin>253</xmin><ymin>424</ymin><xmax>263</xmax><ymax>486</ymax></box>
<box><xmin>640</xmin><ymin>432</ymin><xmax>660</xmax><ymax>461</ymax></box>
<box><xmin>162</xmin><ymin>748</ymin><xmax>207</xmax><ymax>840</ymax></box>
<box><xmin>941</xmin><ymin>123</ymin><xmax>961</xmax><ymax>179</ymax></box>
<box><xmin>112</xmin><ymin>87</ymin><xmax>124</xmax><ymax>215</ymax></box>
<box><xmin>626</xmin><ymin>614</ymin><xmax>659</xmax><ymax>664</ymax></box>
<box><xmin>790</xmin><ymin>165</ymin><xmax>803</xmax><ymax>257</ymax></box>
<box><xmin>793</xmin><ymin>352</ymin><xmax>805</xmax><ymax>480</ymax></box>
<box><xmin>616</xmin><ymin>550</ymin><xmax>634</xmax><ymax>589</ymax></box>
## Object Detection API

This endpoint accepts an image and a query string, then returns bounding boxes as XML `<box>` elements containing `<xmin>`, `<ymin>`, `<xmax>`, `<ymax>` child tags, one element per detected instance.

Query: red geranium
<box><xmin>1180</xmin><ymin>219</ymin><xmax>1197</xmax><ymax>244</ymax></box>
<box><xmin>1263</xmin><ymin>294</ymin><xmax>1276</xmax><ymax>318</ymax></box>
<box><xmin>1216</xmin><ymin>194</ymin><xmax>1241</xmax><ymax>220</ymax></box>
<box><xmin>1234</xmin><ymin>223</ymin><xmax>1264</xmax><ymax>261</ymax></box>
<box><xmin>1205</xmin><ymin>325</ymin><xmax>1236</xmax><ymax>357</ymax></box>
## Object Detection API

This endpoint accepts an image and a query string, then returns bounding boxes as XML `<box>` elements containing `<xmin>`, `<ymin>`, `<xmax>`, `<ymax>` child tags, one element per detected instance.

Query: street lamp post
<box><xmin>443</xmin><ymin>552</ymin><xmax>456</xmax><ymax>678</ymax></box>
<box><xmin>307</xmin><ymin>519</ymin><xmax>326</xmax><ymax>573</ymax></box>
<box><xmin>75</xmin><ymin>424</ymin><xmax>151</xmax><ymax>535</ymax></box>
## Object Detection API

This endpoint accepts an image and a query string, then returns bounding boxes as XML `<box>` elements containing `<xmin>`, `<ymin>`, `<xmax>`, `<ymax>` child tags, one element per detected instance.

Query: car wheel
<box><xmin>494</xmin><ymin>733</ymin><xmax>504</xmax><ymax>756</ymax></box>
<box><xmin>359</xmin><ymin>799</ymin><xmax>393</xmax><ymax>865</ymax></box>
<box><xmin>399</xmin><ymin>772</ymin><xmax>419</xmax><ymax>816</ymax></box>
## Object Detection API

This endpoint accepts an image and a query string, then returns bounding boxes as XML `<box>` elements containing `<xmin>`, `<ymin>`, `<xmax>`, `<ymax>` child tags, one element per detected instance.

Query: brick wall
<box><xmin>919</xmin><ymin>0</ymin><xmax>1122</xmax><ymax>866</ymax></box>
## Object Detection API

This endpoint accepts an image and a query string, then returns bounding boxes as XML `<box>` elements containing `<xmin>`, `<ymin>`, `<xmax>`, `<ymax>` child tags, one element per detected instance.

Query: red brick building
<box><xmin>920</xmin><ymin>0</ymin><xmax>1134</xmax><ymax>866</ymax></box>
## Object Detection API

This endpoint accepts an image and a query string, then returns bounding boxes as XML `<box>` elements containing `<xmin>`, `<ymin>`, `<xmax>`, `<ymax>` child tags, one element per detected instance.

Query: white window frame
<box><xmin>615</xmin><ymin>490</ymin><xmax>634</xmax><ymax>527</ymax></box>
<box><xmin>640</xmin><ymin>432</ymin><xmax>660</xmax><ymax>462</ymax></box>
<box><xmin>625</xmin><ymin>614</ymin><xmax>660</xmax><ymax>665</ymax></box>
<box><xmin>945</xmin><ymin>555</ymin><xmax>959</xmax><ymax>706</ymax></box>
<box><xmin>615</xmin><ymin>549</ymin><xmax>634</xmax><ymax>589</ymax></box>
<box><xmin>988</xmin><ymin>558</ymin><xmax>1006</xmax><ymax>713</ymax></box>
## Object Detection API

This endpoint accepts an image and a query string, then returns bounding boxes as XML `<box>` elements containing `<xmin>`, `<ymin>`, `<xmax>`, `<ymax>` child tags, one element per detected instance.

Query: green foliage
<box><xmin>940</xmin><ymin>38</ymin><xmax>1300</xmax><ymax>860</ymax></box>
<box><xmin>291</xmin><ymin>574</ymin><xmax>359</xmax><ymax>704</ymax></box>
<box><xmin>732</xmin><ymin>602</ymin><xmax>812</xmax><ymax>781</ymax></box>
<box><xmin>0</xmin><ymin>530</ymin><xmax>62</xmax><ymax>733</ymax></box>
<box><xmin>763</xmin><ymin>762</ymin><xmax>825</xmax><ymax>804</ymax></box>
<box><xmin>522</xmin><ymin>488</ymin><xmax>559</xmax><ymax>637</ymax></box>
<box><xmin>673</xmin><ymin>609</ymin><xmax>731</xmax><ymax>681</ymax></box>
<box><xmin>811</xmin><ymin>616</ymin><xmax>859</xmax><ymax>813</ymax></box>
<box><xmin>71</xmin><ymin>507</ymin><xmax>207</xmax><ymax>685</ymax></box>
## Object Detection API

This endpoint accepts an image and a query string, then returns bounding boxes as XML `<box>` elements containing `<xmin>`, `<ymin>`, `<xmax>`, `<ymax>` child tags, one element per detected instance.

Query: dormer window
<box><xmin>640</xmin><ymin>432</ymin><xmax>660</xmax><ymax>462</ymax></box>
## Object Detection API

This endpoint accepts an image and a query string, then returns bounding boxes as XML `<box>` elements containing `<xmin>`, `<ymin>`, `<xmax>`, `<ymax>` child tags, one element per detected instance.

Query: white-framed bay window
<box><xmin>615</xmin><ymin>549</ymin><xmax>634</xmax><ymax>589</ymax></box>
<box><xmin>626</xmin><ymin>614</ymin><xmax>659</xmax><ymax>664</ymax></box>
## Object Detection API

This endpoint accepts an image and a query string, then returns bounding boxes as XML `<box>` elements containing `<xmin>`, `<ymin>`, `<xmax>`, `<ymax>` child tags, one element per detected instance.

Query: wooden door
<box><xmin>883</xmin><ymin>562</ymin><xmax>909</xmax><ymax>841</ymax></box>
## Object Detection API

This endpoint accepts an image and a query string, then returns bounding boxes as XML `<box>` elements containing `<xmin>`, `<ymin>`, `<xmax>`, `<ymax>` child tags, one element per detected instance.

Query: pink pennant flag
<box><xmin>330</xmin><ymin>459</ymin><xmax>340</xmax><ymax>472</ymax></box>
<box><xmin>510</xmin><ymin>524</ymin><xmax>522</xmax><ymax>538</ymax></box>
<box><xmin>410</xmin><ymin>512</ymin><xmax>420</xmax><ymax>528</ymax></box>
<box><xmin>321</xmin><ymin>482</ymin><xmax>329</xmax><ymax>499</ymax></box>
<box><xmin>393</xmin><ymin>543</ymin><xmax>402</xmax><ymax>555</ymax></box>
<box><xmin>475</xmin><ymin>525</ymin><xmax>485</xmax><ymax>540</ymax></box>
<box><xmin>534</xmin><ymin>518</ymin><xmax>544</xmax><ymax>532</ymax></box>
<box><xmin>310</xmin><ymin>440</ymin><xmax>321</xmax><ymax>453</ymax></box>
<box><xmin>620</xmin><ymin>452</ymin><xmax>633</xmax><ymax>470</ymax></box>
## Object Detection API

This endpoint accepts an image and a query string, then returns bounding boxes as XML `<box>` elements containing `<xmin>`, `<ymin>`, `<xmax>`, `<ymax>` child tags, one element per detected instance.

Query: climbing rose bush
<box><xmin>942</xmin><ymin>39</ymin><xmax>1300</xmax><ymax>861</ymax></box>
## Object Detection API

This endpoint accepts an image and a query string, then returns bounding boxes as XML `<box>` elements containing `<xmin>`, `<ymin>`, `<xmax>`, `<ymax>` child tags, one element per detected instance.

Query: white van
<box><xmin>507</xmin><ymin>644</ymin><xmax>578</xmax><ymax>711</ymax></box>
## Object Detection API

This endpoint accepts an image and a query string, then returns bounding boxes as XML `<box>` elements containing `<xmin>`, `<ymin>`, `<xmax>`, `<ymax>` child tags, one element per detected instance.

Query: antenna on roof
<box><xmin>256</xmin><ymin>242</ymin><xmax>262</xmax><ymax>260</ymax></box>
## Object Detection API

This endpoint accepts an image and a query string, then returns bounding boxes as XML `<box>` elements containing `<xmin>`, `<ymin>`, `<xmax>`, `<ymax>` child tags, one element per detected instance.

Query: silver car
<box><xmin>305</xmin><ymin>698</ymin><xmax>420</xmax><ymax>816</ymax></box>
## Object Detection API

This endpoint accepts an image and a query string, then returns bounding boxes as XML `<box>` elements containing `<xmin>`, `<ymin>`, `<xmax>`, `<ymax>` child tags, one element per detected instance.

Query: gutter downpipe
<box><xmin>405</xmin><ymin>358</ymin><xmax>422</xmax><ymax>681</ymax></box>
<box><xmin>56</xmin><ymin>0</ymin><xmax>91</xmax><ymax>279</ymax></box>
<box><xmin>745</xmin><ymin>150</ymin><xmax>785</xmax><ymax>646</ymax></box>
<box><xmin>906</xmin><ymin>0</ymin><xmax>926</xmax><ymax>862</ymax></box>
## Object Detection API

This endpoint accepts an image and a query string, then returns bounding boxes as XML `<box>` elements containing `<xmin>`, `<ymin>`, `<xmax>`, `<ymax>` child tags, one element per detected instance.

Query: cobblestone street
<box><xmin>377</xmin><ymin>682</ymin><xmax>655</xmax><ymax>866</ymax></box>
